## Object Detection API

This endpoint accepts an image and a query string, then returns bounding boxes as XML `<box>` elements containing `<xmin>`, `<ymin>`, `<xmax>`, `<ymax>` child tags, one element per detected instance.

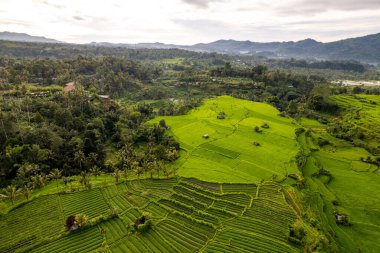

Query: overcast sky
<box><xmin>1</xmin><ymin>0</ymin><xmax>380</xmax><ymax>44</ymax></box>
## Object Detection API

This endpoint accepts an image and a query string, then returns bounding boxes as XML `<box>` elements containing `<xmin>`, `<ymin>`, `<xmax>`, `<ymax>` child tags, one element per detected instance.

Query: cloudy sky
<box><xmin>1</xmin><ymin>0</ymin><xmax>380</xmax><ymax>44</ymax></box>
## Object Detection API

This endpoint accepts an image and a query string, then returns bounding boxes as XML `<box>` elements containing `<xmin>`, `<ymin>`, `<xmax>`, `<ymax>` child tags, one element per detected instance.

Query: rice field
<box><xmin>151</xmin><ymin>95</ymin><xmax>300</xmax><ymax>183</ymax></box>
<box><xmin>299</xmin><ymin>107</ymin><xmax>380</xmax><ymax>253</ymax></box>
<box><xmin>1</xmin><ymin>177</ymin><xmax>301</xmax><ymax>253</ymax></box>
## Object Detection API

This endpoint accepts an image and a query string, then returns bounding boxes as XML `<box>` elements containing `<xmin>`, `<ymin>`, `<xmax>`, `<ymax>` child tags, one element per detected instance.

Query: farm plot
<box><xmin>245</xmin><ymin>199</ymin><xmax>297</xmax><ymax>227</ymax></box>
<box><xmin>30</xmin><ymin>226</ymin><xmax>103</xmax><ymax>253</ymax></box>
<box><xmin>168</xmin><ymin>212</ymin><xmax>215</xmax><ymax>237</ymax></box>
<box><xmin>218</xmin><ymin>193</ymin><xmax>251</xmax><ymax>206</ymax></box>
<box><xmin>257</xmin><ymin>183</ymin><xmax>286</xmax><ymax>203</ymax></box>
<box><xmin>0</xmin><ymin>195</ymin><xmax>63</xmax><ymax>253</ymax></box>
<box><xmin>108</xmin><ymin>195</ymin><xmax>132</xmax><ymax>212</ymax></box>
<box><xmin>182</xmin><ymin>177</ymin><xmax>221</xmax><ymax>193</ymax></box>
<box><xmin>100</xmin><ymin>217</ymin><xmax>129</xmax><ymax>243</ymax></box>
<box><xmin>222</xmin><ymin>183</ymin><xmax>258</xmax><ymax>196</ymax></box>
<box><xmin>150</xmin><ymin>96</ymin><xmax>299</xmax><ymax>183</ymax></box>
<box><xmin>142</xmin><ymin>201</ymin><xmax>169</xmax><ymax>219</ymax></box>
<box><xmin>60</xmin><ymin>188</ymin><xmax>110</xmax><ymax>218</ymax></box>
<box><xmin>120</xmin><ymin>208</ymin><xmax>141</xmax><ymax>223</ymax></box>
<box><xmin>0</xmin><ymin>177</ymin><xmax>302</xmax><ymax>253</ymax></box>
<box><xmin>156</xmin><ymin>219</ymin><xmax>208</xmax><ymax>253</ymax></box>
<box><xmin>110</xmin><ymin>229</ymin><xmax>173</xmax><ymax>253</ymax></box>
<box><xmin>213</xmin><ymin>228</ymin><xmax>298</xmax><ymax>253</ymax></box>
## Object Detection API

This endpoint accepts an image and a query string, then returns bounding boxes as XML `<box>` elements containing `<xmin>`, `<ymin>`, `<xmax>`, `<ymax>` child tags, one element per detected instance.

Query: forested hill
<box><xmin>1</xmin><ymin>32</ymin><xmax>380</xmax><ymax>63</ymax></box>
<box><xmin>0</xmin><ymin>31</ymin><xmax>62</xmax><ymax>43</ymax></box>
<box><xmin>189</xmin><ymin>33</ymin><xmax>380</xmax><ymax>63</ymax></box>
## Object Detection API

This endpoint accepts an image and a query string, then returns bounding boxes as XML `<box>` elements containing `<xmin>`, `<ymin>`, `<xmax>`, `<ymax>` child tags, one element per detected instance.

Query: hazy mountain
<box><xmin>1</xmin><ymin>31</ymin><xmax>380</xmax><ymax>62</ymax></box>
<box><xmin>0</xmin><ymin>31</ymin><xmax>63</xmax><ymax>43</ymax></box>
<box><xmin>88</xmin><ymin>33</ymin><xmax>380</xmax><ymax>63</ymax></box>
<box><xmin>188</xmin><ymin>34</ymin><xmax>380</xmax><ymax>63</ymax></box>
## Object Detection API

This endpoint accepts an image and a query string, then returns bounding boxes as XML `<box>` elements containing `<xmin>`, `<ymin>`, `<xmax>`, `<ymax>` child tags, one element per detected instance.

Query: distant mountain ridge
<box><xmin>88</xmin><ymin>33</ymin><xmax>380</xmax><ymax>63</ymax></box>
<box><xmin>1</xmin><ymin>31</ymin><xmax>380</xmax><ymax>63</ymax></box>
<box><xmin>0</xmin><ymin>31</ymin><xmax>63</xmax><ymax>43</ymax></box>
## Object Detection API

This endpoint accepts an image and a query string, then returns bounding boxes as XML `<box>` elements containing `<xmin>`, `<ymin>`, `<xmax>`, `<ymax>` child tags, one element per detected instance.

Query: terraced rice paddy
<box><xmin>1</xmin><ymin>178</ymin><xmax>301</xmax><ymax>252</ymax></box>
<box><xmin>151</xmin><ymin>95</ymin><xmax>300</xmax><ymax>183</ymax></box>
<box><xmin>299</xmin><ymin>109</ymin><xmax>380</xmax><ymax>253</ymax></box>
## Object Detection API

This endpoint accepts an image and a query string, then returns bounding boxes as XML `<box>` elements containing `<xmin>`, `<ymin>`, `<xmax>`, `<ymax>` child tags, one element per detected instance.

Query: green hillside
<box><xmin>299</xmin><ymin>94</ymin><xmax>380</xmax><ymax>252</ymax></box>
<box><xmin>151</xmin><ymin>96</ymin><xmax>299</xmax><ymax>183</ymax></box>
<box><xmin>1</xmin><ymin>95</ymin><xmax>379</xmax><ymax>252</ymax></box>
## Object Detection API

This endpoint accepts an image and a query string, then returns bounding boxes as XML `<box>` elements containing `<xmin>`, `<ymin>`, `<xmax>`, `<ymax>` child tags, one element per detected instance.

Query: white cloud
<box><xmin>0</xmin><ymin>0</ymin><xmax>379</xmax><ymax>44</ymax></box>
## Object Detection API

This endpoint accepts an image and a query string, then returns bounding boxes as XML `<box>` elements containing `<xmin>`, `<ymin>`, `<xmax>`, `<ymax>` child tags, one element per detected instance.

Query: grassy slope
<box><xmin>152</xmin><ymin>96</ymin><xmax>299</xmax><ymax>183</ymax></box>
<box><xmin>330</xmin><ymin>94</ymin><xmax>380</xmax><ymax>148</ymax></box>
<box><xmin>300</xmin><ymin>115</ymin><xmax>380</xmax><ymax>252</ymax></box>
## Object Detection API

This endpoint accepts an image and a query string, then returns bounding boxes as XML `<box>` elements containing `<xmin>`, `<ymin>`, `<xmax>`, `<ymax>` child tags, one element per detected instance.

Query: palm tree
<box><xmin>123</xmin><ymin>169</ymin><xmax>129</xmax><ymax>181</ymax></box>
<box><xmin>112</xmin><ymin>169</ymin><xmax>122</xmax><ymax>183</ymax></box>
<box><xmin>79</xmin><ymin>172</ymin><xmax>90</xmax><ymax>189</ymax></box>
<box><xmin>74</xmin><ymin>150</ymin><xmax>86</xmax><ymax>171</ymax></box>
<box><xmin>87</xmin><ymin>153</ymin><xmax>98</xmax><ymax>167</ymax></box>
<box><xmin>20</xmin><ymin>185</ymin><xmax>32</xmax><ymax>200</ymax></box>
<box><xmin>49</xmin><ymin>168</ymin><xmax>62</xmax><ymax>187</ymax></box>
<box><xmin>155</xmin><ymin>160</ymin><xmax>164</xmax><ymax>178</ymax></box>
<box><xmin>30</xmin><ymin>174</ymin><xmax>47</xmax><ymax>190</ymax></box>
<box><xmin>1</xmin><ymin>185</ymin><xmax>20</xmax><ymax>205</ymax></box>
<box><xmin>172</xmin><ymin>167</ymin><xmax>178</xmax><ymax>177</ymax></box>
<box><xmin>17</xmin><ymin>163</ymin><xmax>39</xmax><ymax>179</ymax></box>
<box><xmin>90</xmin><ymin>165</ymin><xmax>101</xmax><ymax>178</ymax></box>
<box><xmin>135</xmin><ymin>166</ymin><xmax>144</xmax><ymax>179</ymax></box>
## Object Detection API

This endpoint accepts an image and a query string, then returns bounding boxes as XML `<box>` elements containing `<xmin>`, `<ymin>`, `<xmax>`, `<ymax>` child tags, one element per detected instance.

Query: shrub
<box><xmin>254</xmin><ymin>126</ymin><xmax>262</xmax><ymax>133</ymax></box>
<box><xmin>137</xmin><ymin>220</ymin><xmax>152</xmax><ymax>233</ymax></box>
<box><xmin>295</xmin><ymin>128</ymin><xmax>305</xmax><ymax>137</ymax></box>
<box><xmin>317</xmin><ymin>138</ymin><xmax>330</xmax><ymax>147</ymax></box>
<box><xmin>217</xmin><ymin>111</ymin><xmax>225</xmax><ymax>119</ymax></box>
<box><xmin>75</xmin><ymin>213</ymin><xmax>89</xmax><ymax>228</ymax></box>
<box><xmin>261</xmin><ymin>123</ymin><xmax>269</xmax><ymax>128</ymax></box>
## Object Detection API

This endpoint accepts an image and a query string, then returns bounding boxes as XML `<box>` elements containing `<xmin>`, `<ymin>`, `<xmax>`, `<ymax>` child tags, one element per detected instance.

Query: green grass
<box><xmin>151</xmin><ymin>96</ymin><xmax>299</xmax><ymax>183</ymax></box>
<box><xmin>30</xmin><ymin>226</ymin><xmax>103</xmax><ymax>253</ymax></box>
<box><xmin>0</xmin><ymin>195</ymin><xmax>64</xmax><ymax>253</ymax></box>
<box><xmin>300</xmin><ymin>113</ymin><xmax>380</xmax><ymax>253</ymax></box>
<box><xmin>60</xmin><ymin>189</ymin><xmax>110</xmax><ymax>218</ymax></box>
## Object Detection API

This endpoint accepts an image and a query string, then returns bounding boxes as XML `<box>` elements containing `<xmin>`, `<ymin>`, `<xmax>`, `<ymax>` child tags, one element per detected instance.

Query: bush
<box><xmin>137</xmin><ymin>220</ymin><xmax>152</xmax><ymax>233</ymax></box>
<box><xmin>317</xmin><ymin>138</ymin><xmax>330</xmax><ymax>147</ymax></box>
<box><xmin>261</xmin><ymin>123</ymin><xmax>269</xmax><ymax>128</ymax></box>
<box><xmin>75</xmin><ymin>213</ymin><xmax>89</xmax><ymax>228</ymax></box>
<box><xmin>254</xmin><ymin>126</ymin><xmax>262</xmax><ymax>133</ymax></box>
<box><xmin>217</xmin><ymin>111</ymin><xmax>225</xmax><ymax>119</ymax></box>
<box><xmin>295</xmin><ymin>128</ymin><xmax>305</xmax><ymax>137</ymax></box>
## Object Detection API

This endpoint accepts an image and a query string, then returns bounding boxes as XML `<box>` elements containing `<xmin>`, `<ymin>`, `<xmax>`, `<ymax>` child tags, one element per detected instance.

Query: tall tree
<box><xmin>112</xmin><ymin>169</ymin><xmax>122</xmax><ymax>183</ymax></box>
<box><xmin>1</xmin><ymin>185</ymin><xmax>20</xmax><ymax>205</ymax></box>
<box><xmin>79</xmin><ymin>172</ymin><xmax>90</xmax><ymax>189</ymax></box>
<box><xmin>20</xmin><ymin>185</ymin><xmax>32</xmax><ymax>200</ymax></box>
<box><xmin>49</xmin><ymin>168</ymin><xmax>62</xmax><ymax>187</ymax></box>
<box><xmin>30</xmin><ymin>174</ymin><xmax>47</xmax><ymax>190</ymax></box>
<box><xmin>74</xmin><ymin>150</ymin><xmax>86</xmax><ymax>171</ymax></box>
<box><xmin>90</xmin><ymin>165</ymin><xmax>101</xmax><ymax>178</ymax></box>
